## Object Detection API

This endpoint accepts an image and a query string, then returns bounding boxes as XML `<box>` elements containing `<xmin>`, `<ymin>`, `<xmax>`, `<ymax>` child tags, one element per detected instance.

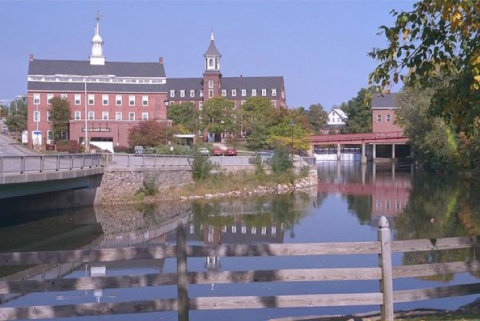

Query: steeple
<box><xmin>89</xmin><ymin>12</ymin><xmax>105</xmax><ymax>65</ymax></box>
<box><xmin>204</xmin><ymin>30</ymin><xmax>221</xmax><ymax>72</ymax></box>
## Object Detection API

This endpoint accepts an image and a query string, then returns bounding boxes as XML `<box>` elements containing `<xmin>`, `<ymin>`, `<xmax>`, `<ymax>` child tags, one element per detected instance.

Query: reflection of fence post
<box><xmin>378</xmin><ymin>216</ymin><xmax>394</xmax><ymax>321</ymax></box>
<box><xmin>177</xmin><ymin>223</ymin><xmax>189</xmax><ymax>321</ymax></box>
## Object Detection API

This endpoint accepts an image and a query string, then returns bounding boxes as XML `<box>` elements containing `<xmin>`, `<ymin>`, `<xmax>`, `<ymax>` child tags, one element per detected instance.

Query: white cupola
<box><xmin>89</xmin><ymin>13</ymin><xmax>105</xmax><ymax>65</ymax></box>
<box><xmin>203</xmin><ymin>31</ymin><xmax>221</xmax><ymax>72</ymax></box>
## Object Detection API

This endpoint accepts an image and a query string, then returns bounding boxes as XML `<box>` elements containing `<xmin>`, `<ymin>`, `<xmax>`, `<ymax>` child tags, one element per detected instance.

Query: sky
<box><xmin>0</xmin><ymin>0</ymin><xmax>415</xmax><ymax>110</ymax></box>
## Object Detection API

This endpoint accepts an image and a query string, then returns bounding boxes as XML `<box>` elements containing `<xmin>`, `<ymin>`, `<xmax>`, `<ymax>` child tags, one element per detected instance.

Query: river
<box><xmin>1</xmin><ymin>161</ymin><xmax>480</xmax><ymax>320</ymax></box>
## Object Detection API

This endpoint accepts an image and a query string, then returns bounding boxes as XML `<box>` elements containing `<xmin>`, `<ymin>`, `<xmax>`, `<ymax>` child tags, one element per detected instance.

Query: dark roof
<box><xmin>203</xmin><ymin>40</ymin><xmax>222</xmax><ymax>57</ymax></box>
<box><xmin>372</xmin><ymin>93</ymin><xmax>399</xmax><ymax>109</ymax></box>
<box><xmin>167</xmin><ymin>78</ymin><xmax>203</xmax><ymax>91</ymax></box>
<box><xmin>28</xmin><ymin>81</ymin><xmax>167</xmax><ymax>93</ymax></box>
<box><xmin>222</xmin><ymin>76</ymin><xmax>284</xmax><ymax>90</ymax></box>
<box><xmin>28</xmin><ymin>59</ymin><xmax>166</xmax><ymax>78</ymax></box>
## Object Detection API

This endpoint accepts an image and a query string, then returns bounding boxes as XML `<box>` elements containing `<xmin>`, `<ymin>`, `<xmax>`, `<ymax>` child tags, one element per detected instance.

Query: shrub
<box><xmin>190</xmin><ymin>149</ymin><xmax>215</xmax><ymax>181</ymax></box>
<box><xmin>114</xmin><ymin>145</ymin><xmax>129</xmax><ymax>153</ymax></box>
<box><xmin>270</xmin><ymin>145</ymin><xmax>293</xmax><ymax>175</ymax></box>
<box><xmin>56</xmin><ymin>140</ymin><xmax>83</xmax><ymax>153</ymax></box>
<box><xmin>142</xmin><ymin>174</ymin><xmax>159</xmax><ymax>196</ymax></box>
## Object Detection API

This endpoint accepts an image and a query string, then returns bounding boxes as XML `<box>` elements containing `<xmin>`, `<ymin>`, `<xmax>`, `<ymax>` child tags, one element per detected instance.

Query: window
<box><xmin>33</xmin><ymin>94</ymin><xmax>40</xmax><ymax>105</ymax></box>
<box><xmin>141</xmin><ymin>112</ymin><xmax>149</xmax><ymax>120</ymax></box>
<box><xmin>272</xmin><ymin>89</ymin><xmax>277</xmax><ymax>96</ymax></box>
<box><xmin>241</xmin><ymin>89</ymin><xmax>246</xmax><ymax>96</ymax></box>
<box><xmin>208</xmin><ymin>80</ymin><xmax>214</xmax><ymax>88</ymax></box>
<box><xmin>180</xmin><ymin>90</ymin><xmax>185</xmax><ymax>98</ymax></box>
<box><xmin>60</xmin><ymin>94</ymin><xmax>67</xmax><ymax>99</ymax></box>
<box><xmin>74</xmin><ymin>94</ymin><xmax>81</xmax><ymax>105</ymax></box>
<box><xmin>102</xmin><ymin>95</ymin><xmax>109</xmax><ymax>106</ymax></box>
<box><xmin>271</xmin><ymin>226</ymin><xmax>277</xmax><ymax>235</ymax></box>
<box><xmin>232</xmin><ymin>89</ymin><xmax>237</xmax><ymax>97</ymax></box>
<box><xmin>221</xmin><ymin>90</ymin><xmax>227</xmax><ymax>97</ymax></box>
<box><xmin>47</xmin><ymin>130</ymin><xmax>53</xmax><ymax>141</ymax></box>
<box><xmin>74</xmin><ymin>111</ymin><xmax>81</xmax><ymax>120</ymax></box>
<box><xmin>88</xmin><ymin>94</ymin><xmax>95</xmax><ymax>105</ymax></box>
<box><xmin>241</xmin><ymin>100</ymin><xmax>246</xmax><ymax>106</ymax></box>
<box><xmin>47</xmin><ymin>111</ymin><xmax>51</xmax><ymax>122</ymax></box>
<box><xmin>170</xmin><ymin>90</ymin><xmax>175</xmax><ymax>97</ymax></box>
<box><xmin>209</xmin><ymin>90</ymin><xmax>213</xmax><ymax>98</ymax></box>
<box><xmin>47</xmin><ymin>94</ymin><xmax>54</xmax><ymax>105</ymax></box>
<box><xmin>386</xmin><ymin>114</ymin><xmax>391</xmax><ymax>122</ymax></box>
<box><xmin>252</xmin><ymin>89</ymin><xmax>257</xmax><ymax>96</ymax></box>
<box><xmin>251</xmin><ymin>227</ymin><xmax>257</xmax><ymax>235</ymax></box>
<box><xmin>190</xmin><ymin>90</ymin><xmax>195</xmax><ymax>97</ymax></box>
<box><xmin>61</xmin><ymin>130</ymin><xmax>68</xmax><ymax>140</ymax></box>
<box><xmin>271</xmin><ymin>100</ymin><xmax>277</xmax><ymax>108</ymax></box>
<box><xmin>129</xmin><ymin>95</ymin><xmax>135</xmax><ymax>106</ymax></box>
<box><xmin>377</xmin><ymin>114</ymin><xmax>382</xmax><ymax>122</ymax></box>
<box><xmin>199</xmin><ymin>101</ymin><xmax>203</xmax><ymax>110</ymax></box>
<box><xmin>262</xmin><ymin>89</ymin><xmax>267</xmax><ymax>96</ymax></box>
<box><xmin>129</xmin><ymin>112</ymin><xmax>135</xmax><ymax>120</ymax></box>
<box><xmin>33</xmin><ymin>111</ymin><xmax>40</xmax><ymax>122</ymax></box>
<box><xmin>200</xmin><ymin>91</ymin><xmax>204</xmax><ymax>97</ymax></box>
<box><xmin>142</xmin><ymin>95</ymin><xmax>148</xmax><ymax>106</ymax></box>
<box><xmin>115</xmin><ymin>112</ymin><xmax>122</xmax><ymax>120</ymax></box>
<box><xmin>102</xmin><ymin>111</ymin><xmax>109</xmax><ymax>120</ymax></box>
<box><xmin>116</xmin><ymin>95</ymin><xmax>122</xmax><ymax>106</ymax></box>
<box><xmin>88</xmin><ymin>111</ymin><xmax>95</xmax><ymax>120</ymax></box>
<box><xmin>232</xmin><ymin>226</ymin><xmax>237</xmax><ymax>233</ymax></box>
<box><xmin>241</xmin><ymin>226</ymin><xmax>247</xmax><ymax>234</ymax></box>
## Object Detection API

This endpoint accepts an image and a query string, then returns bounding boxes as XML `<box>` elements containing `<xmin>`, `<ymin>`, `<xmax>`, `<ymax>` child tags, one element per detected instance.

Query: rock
<box><xmin>180</xmin><ymin>196</ymin><xmax>188</xmax><ymax>200</ymax></box>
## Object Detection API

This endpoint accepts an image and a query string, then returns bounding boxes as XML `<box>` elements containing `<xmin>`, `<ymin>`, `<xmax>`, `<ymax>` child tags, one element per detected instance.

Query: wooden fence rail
<box><xmin>1</xmin><ymin>216</ymin><xmax>480</xmax><ymax>320</ymax></box>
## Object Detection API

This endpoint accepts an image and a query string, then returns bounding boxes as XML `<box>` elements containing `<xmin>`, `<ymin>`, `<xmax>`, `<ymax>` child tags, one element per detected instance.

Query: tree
<box><xmin>49</xmin><ymin>97</ymin><xmax>70</xmax><ymax>142</ymax></box>
<box><xmin>4</xmin><ymin>99</ymin><xmax>27</xmax><ymax>139</ymax></box>
<box><xmin>241</xmin><ymin>97</ymin><xmax>276</xmax><ymax>134</ymax></box>
<box><xmin>128</xmin><ymin>120</ymin><xmax>166</xmax><ymax>147</ymax></box>
<box><xmin>340</xmin><ymin>88</ymin><xmax>372</xmax><ymax>133</ymax></box>
<box><xmin>369</xmin><ymin>0</ymin><xmax>480</xmax><ymax>133</ymax></box>
<box><xmin>201</xmin><ymin>97</ymin><xmax>237</xmax><ymax>142</ymax></box>
<box><xmin>167</xmin><ymin>102</ymin><xmax>198</xmax><ymax>133</ymax></box>
<box><xmin>306</xmin><ymin>103</ymin><xmax>327</xmax><ymax>134</ymax></box>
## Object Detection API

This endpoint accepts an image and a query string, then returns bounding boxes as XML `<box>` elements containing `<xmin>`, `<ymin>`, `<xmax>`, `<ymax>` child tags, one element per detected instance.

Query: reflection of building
<box><xmin>371</xmin><ymin>173</ymin><xmax>411</xmax><ymax>220</ymax></box>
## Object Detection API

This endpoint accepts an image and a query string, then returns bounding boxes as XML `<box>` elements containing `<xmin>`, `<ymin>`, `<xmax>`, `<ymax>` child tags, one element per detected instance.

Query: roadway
<box><xmin>0</xmin><ymin>121</ymin><xmax>34</xmax><ymax>156</ymax></box>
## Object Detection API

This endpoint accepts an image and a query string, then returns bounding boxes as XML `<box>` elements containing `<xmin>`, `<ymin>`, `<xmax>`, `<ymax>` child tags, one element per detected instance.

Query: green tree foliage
<box><xmin>246</xmin><ymin>122</ymin><xmax>270</xmax><ymax>151</ymax></box>
<box><xmin>369</xmin><ymin>0</ymin><xmax>480</xmax><ymax>133</ymax></box>
<box><xmin>269</xmin><ymin>145</ymin><xmax>293</xmax><ymax>175</ymax></box>
<box><xmin>201</xmin><ymin>97</ymin><xmax>237</xmax><ymax>140</ymax></box>
<box><xmin>4</xmin><ymin>99</ymin><xmax>27</xmax><ymax>138</ymax></box>
<box><xmin>128</xmin><ymin>120</ymin><xmax>166</xmax><ymax>147</ymax></box>
<box><xmin>268</xmin><ymin>120</ymin><xmax>311</xmax><ymax>151</ymax></box>
<box><xmin>396</xmin><ymin>86</ymin><xmax>463</xmax><ymax>172</ymax></box>
<box><xmin>49</xmin><ymin>97</ymin><xmax>71</xmax><ymax>142</ymax></box>
<box><xmin>338</xmin><ymin>88</ymin><xmax>372</xmax><ymax>133</ymax></box>
<box><xmin>167</xmin><ymin>102</ymin><xmax>198</xmax><ymax>133</ymax></box>
<box><xmin>242</xmin><ymin>97</ymin><xmax>276</xmax><ymax>133</ymax></box>
<box><xmin>190</xmin><ymin>149</ymin><xmax>215</xmax><ymax>181</ymax></box>
<box><xmin>306</xmin><ymin>103</ymin><xmax>328</xmax><ymax>134</ymax></box>
<box><xmin>0</xmin><ymin>106</ymin><xmax>8</xmax><ymax>119</ymax></box>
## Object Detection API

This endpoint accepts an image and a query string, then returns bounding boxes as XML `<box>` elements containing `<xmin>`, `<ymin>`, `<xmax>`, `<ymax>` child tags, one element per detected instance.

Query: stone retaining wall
<box><xmin>99</xmin><ymin>168</ymin><xmax>193</xmax><ymax>204</ymax></box>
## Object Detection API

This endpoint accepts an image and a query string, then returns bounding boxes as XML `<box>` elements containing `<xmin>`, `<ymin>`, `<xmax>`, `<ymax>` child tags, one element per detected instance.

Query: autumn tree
<box><xmin>201</xmin><ymin>97</ymin><xmax>237</xmax><ymax>142</ymax></box>
<box><xmin>128</xmin><ymin>120</ymin><xmax>166</xmax><ymax>147</ymax></box>
<box><xmin>369</xmin><ymin>0</ymin><xmax>480</xmax><ymax>133</ymax></box>
<box><xmin>49</xmin><ymin>97</ymin><xmax>71</xmax><ymax>142</ymax></box>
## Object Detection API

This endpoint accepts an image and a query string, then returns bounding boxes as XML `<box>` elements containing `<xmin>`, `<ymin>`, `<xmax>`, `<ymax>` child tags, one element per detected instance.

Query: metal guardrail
<box><xmin>0</xmin><ymin>154</ymin><xmax>104</xmax><ymax>175</ymax></box>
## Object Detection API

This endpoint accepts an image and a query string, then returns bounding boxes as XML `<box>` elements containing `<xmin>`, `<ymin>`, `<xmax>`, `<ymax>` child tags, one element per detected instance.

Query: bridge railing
<box><xmin>0</xmin><ymin>154</ymin><xmax>103</xmax><ymax>175</ymax></box>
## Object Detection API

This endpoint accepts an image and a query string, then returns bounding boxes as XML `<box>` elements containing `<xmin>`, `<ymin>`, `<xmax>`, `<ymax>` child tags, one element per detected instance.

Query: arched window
<box><xmin>208</xmin><ymin>80</ymin><xmax>214</xmax><ymax>88</ymax></box>
<box><xmin>209</xmin><ymin>59</ymin><xmax>214</xmax><ymax>67</ymax></box>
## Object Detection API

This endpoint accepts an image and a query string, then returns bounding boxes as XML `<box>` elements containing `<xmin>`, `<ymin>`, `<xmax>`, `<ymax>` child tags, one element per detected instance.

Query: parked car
<box><xmin>134</xmin><ymin>146</ymin><xmax>144</xmax><ymax>155</ymax></box>
<box><xmin>212</xmin><ymin>148</ymin><xmax>224</xmax><ymax>156</ymax></box>
<box><xmin>225</xmin><ymin>148</ymin><xmax>237</xmax><ymax>156</ymax></box>
<box><xmin>198</xmin><ymin>147</ymin><xmax>210</xmax><ymax>156</ymax></box>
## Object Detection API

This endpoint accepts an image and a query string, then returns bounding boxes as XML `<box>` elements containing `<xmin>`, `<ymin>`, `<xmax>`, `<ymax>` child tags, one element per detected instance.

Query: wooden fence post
<box><xmin>378</xmin><ymin>216</ymin><xmax>394</xmax><ymax>321</ymax></box>
<box><xmin>177</xmin><ymin>223</ymin><xmax>189</xmax><ymax>321</ymax></box>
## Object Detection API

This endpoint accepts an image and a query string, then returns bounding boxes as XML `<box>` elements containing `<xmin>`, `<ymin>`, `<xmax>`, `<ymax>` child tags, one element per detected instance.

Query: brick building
<box><xmin>371</xmin><ymin>93</ymin><xmax>402</xmax><ymax>133</ymax></box>
<box><xmin>26</xmin><ymin>17</ymin><xmax>286</xmax><ymax>151</ymax></box>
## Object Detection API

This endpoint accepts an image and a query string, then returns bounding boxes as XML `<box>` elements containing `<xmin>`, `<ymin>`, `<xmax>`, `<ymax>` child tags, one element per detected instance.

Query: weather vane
<box><xmin>95</xmin><ymin>11</ymin><xmax>103</xmax><ymax>22</ymax></box>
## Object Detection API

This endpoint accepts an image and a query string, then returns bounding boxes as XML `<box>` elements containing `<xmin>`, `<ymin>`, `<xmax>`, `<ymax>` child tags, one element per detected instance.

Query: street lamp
<box><xmin>290</xmin><ymin>120</ymin><xmax>295</xmax><ymax>162</ymax></box>
<box><xmin>84</xmin><ymin>77</ymin><xmax>89</xmax><ymax>153</ymax></box>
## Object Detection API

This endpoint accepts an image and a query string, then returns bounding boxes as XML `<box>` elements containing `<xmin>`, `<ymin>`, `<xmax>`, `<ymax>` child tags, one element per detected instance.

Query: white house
<box><xmin>327</xmin><ymin>109</ymin><xmax>348</xmax><ymax>126</ymax></box>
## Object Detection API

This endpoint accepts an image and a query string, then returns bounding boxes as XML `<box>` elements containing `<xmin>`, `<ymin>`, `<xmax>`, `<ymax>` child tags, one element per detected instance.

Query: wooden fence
<box><xmin>1</xmin><ymin>216</ymin><xmax>480</xmax><ymax>320</ymax></box>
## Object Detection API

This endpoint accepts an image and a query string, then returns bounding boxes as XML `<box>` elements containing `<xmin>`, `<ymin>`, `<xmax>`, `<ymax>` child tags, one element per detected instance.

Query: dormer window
<box><xmin>262</xmin><ymin>89</ymin><xmax>267</xmax><ymax>96</ymax></box>
<box><xmin>232</xmin><ymin>89</ymin><xmax>237</xmax><ymax>97</ymax></box>
<box><xmin>222</xmin><ymin>90</ymin><xmax>227</xmax><ymax>97</ymax></box>
<box><xmin>170</xmin><ymin>90</ymin><xmax>175</xmax><ymax>97</ymax></box>
<box><xmin>272</xmin><ymin>89</ymin><xmax>277</xmax><ymax>96</ymax></box>
<box><xmin>180</xmin><ymin>90</ymin><xmax>185</xmax><ymax>98</ymax></box>
<box><xmin>190</xmin><ymin>90</ymin><xmax>195</xmax><ymax>97</ymax></box>
<box><xmin>252</xmin><ymin>89</ymin><xmax>257</xmax><ymax>96</ymax></box>
<box><xmin>241</xmin><ymin>89</ymin><xmax>246</xmax><ymax>96</ymax></box>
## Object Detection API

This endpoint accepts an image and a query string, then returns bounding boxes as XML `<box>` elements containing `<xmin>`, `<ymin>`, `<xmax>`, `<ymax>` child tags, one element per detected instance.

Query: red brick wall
<box><xmin>372</xmin><ymin>109</ymin><xmax>403</xmax><ymax>133</ymax></box>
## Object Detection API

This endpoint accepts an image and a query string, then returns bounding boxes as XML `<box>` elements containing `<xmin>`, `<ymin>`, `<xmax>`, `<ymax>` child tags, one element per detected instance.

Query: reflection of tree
<box><xmin>394</xmin><ymin>172</ymin><xmax>476</xmax><ymax>282</ymax></box>
<box><xmin>345</xmin><ymin>195</ymin><xmax>372</xmax><ymax>225</ymax></box>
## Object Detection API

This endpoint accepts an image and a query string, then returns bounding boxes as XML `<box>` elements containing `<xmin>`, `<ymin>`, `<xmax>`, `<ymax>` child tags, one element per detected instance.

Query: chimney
<box><xmin>29</xmin><ymin>54</ymin><xmax>34</xmax><ymax>62</ymax></box>
<box><xmin>159</xmin><ymin>57</ymin><xmax>164</xmax><ymax>64</ymax></box>
<box><xmin>240</xmin><ymin>74</ymin><xmax>243</xmax><ymax>77</ymax></box>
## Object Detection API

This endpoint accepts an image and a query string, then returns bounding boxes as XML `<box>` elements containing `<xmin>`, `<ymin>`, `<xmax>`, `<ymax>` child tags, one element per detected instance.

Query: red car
<box><xmin>225</xmin><ymin>148</ymin><xmax>237</xmax><ymax>156</ymax></box>
<box><xmin>212</xmin><ymin>148</ymin><xmax>224</xmax><ymax>156</ymax></box>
